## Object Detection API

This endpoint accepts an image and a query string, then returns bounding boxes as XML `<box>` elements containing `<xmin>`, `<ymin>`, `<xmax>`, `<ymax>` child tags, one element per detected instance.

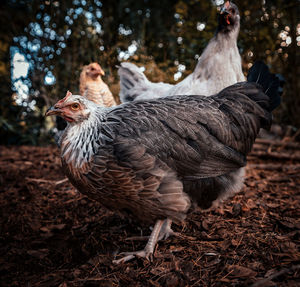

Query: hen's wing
<box><xmin>98</xmin><ymin>82</ymin><xmax>267</xmax><ymax>180</ymax></box>
<box><xmin>79</xmin><ymin>80</ymin><xmax>272</xmax><ymax>220</ymax></box>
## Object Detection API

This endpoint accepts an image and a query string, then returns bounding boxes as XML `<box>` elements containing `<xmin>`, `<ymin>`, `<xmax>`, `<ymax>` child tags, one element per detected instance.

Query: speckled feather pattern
<box><xmin>60</xmin><ymin>82</ymin><xmax>271</xmax><ymax>223</ymax></box>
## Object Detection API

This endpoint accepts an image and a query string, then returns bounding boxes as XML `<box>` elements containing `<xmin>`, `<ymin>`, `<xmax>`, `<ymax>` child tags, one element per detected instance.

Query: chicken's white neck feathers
<box><xmin>61</xmin><ymin>106</ymin><xmax>107</xmax><ymax>168</ymax></box>
<box><xmin>194</xmin><ymin>23</ymin><xmax>241</xmax><ymax>78</ymax></box>
<box><xmin>188</xmin><ymin>22</ymin><xmax>244</xmax><ymax>95</ymax></box>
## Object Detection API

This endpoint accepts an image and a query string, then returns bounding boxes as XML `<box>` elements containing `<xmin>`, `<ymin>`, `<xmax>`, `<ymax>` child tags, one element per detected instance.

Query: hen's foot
<box><xmin>112</xmin><ymin>247</ymin><xmax>154</xmax><ymax>264</ymax></box>
<box><xmin>113</xmin><ymin>219</ymin><xmax>164</xmax><ymax>264</ymax></box>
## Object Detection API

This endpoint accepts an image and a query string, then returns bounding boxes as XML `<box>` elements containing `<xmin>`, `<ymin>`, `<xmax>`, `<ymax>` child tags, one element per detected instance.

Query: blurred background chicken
<box><xmin>118</xmin><ymin>1</ymin><xmax>244</xmax><ymax>102</ymax></box>
<box><xmin>80</xmin><ymin>62</ymin><xmax>116</xmax><ymax>107</ymax></box>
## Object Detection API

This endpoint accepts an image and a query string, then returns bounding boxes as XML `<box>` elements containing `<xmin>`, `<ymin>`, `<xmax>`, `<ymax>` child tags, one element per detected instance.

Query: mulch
<box><xmin>0</xmin><ymin>141</ymin><xmax>299</xmax><ymax>286</ymax></box>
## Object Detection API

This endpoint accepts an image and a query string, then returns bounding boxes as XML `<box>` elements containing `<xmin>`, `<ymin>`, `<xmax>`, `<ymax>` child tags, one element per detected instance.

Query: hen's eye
<box><xmin>71</xmin><ymin>103</ymin><xmax>80</xmax><ymax>111</ymax></box>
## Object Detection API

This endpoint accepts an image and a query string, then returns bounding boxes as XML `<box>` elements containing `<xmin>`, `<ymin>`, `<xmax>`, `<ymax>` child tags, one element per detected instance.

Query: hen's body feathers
<box><xmin>80</xmin><ymin>62</ymin><xmax>116</xmax><ymax>107</ymax></box>
<box><xmin>46</xmin><ymin>62</ymin><xmax>280</xmax><ymax>262</ymax></box>
<box><xmin>81</xmin><ymin>80</ymin><xmax>116</xmax><ymax>107</ymax></box>
<box><xmin>58</xmin><ymin>62</ymin><xmax>279</xmax><ymax>224</ymax></box>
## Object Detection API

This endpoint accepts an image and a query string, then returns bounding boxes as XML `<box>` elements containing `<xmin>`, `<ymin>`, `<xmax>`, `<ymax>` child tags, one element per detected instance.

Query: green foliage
<box><xmin>0</xmin><ymin>0</ymin><xmax>299</xmax><ymax>145</ymax></box>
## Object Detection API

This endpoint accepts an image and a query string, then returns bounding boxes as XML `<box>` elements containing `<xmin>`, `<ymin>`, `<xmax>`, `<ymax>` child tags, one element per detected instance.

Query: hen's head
<box><xmin>45</xmin><ymin>91</ymin><xmax>96</xmax><ymax>123</ymax></box>
<box><xmin>83</xmin><ymin>62</ymin><xmax>105</xmax><ymax>80</ymax></box>
<box><xmin>218</xmin><ymin>1</ymin><xmax>240</xmax><ymax>33</ymax></box>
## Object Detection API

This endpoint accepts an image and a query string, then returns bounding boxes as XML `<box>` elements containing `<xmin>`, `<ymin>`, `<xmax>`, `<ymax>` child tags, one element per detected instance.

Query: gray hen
<box><xmin>45</xmin><ymin>61</ymin><xmax>280</xmax><ymax>263</ymax></box>
<box><xmin>118</xmin><ymin>1</ymin><xmax>244</xmax><ymax>102</ymax></box>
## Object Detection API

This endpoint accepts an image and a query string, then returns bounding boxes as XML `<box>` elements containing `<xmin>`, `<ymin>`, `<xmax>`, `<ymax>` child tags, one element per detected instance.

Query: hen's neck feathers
<box><xmin>86</xmin><ymin>76</ymin><xmax>104</xmax><ymax>84</ymax></box>
<box><xmin>193</xmin><ymin>23</ymin><xmax>241</xmax><ymax>80</ymax></box>
<box><xmin>60</xmin><ymin>106</ymin><xmax>107</xmax><ymax>168</ymax></box>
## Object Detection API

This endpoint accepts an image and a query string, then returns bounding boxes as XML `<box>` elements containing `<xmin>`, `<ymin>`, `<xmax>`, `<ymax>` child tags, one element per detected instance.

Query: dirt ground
<box><xmin>0</xmin><ymin>141</ymin><xmax>299</xmax><ymax>287</ymax></box>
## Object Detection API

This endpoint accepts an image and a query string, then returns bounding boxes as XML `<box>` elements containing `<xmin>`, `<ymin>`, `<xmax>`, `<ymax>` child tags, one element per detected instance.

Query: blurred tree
<box><xmin>0</xmin><ymin>0</ymin><xmax>299</xmax><ymax>145</ymax></box>
<box><xmin>238</xmin><ymin>0</ymin><xmax>299</xmax><ymax>127</ymax></box>
<box><xmin>0</xmin><ymin>1</ymin><xmax>39</xmax><ymax>144</ymax></box>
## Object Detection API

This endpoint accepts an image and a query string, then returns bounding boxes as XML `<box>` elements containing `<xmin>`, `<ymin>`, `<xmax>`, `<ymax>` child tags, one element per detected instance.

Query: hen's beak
<box><xmin>95</xmin><ymin>68</ymin><xmax>105</xmax><ymax>76</ymax></box>
<box><xmin>45</xmin><ymin>106</ymin><xmax>61</xmax><ymax>117</ymax></box>
<box><xmin>220</xmin><ymin>8</ymin><xmax>229</xmax><ymax>15</ymax></box>
<box><xmin>99</xmin><ymin>67</ymin><xmax>105</xmax><ymax>76</ymax></box>
<box><xmin>92</xmin><ymin>68</ymin><xmax>104</xmax><ymax>77</ymax></box>
<box><xmin>220</xmin><ymin>1</ymin><xmax>230</xmax><ymax>15</ymax></box>
<box><xmin>220</xmin><ymin>1</ymin><xmax>232</xmax><ymax>25</ymax></box>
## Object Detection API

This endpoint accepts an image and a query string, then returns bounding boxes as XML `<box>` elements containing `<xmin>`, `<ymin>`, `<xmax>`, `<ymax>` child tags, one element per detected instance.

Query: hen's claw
<box><xmin>113</xmin><ymin>248</ymin><xmax>153</xmax><ymax>264</ymax></box>
<box><xmin>113</xmin><ymin>219</ymin><xmax>164</xmax><ymax>264</ymax></box>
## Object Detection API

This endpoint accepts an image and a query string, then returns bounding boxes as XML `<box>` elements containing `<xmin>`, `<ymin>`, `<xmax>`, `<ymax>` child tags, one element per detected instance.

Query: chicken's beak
<box><xmin>99</xmin><ymin>67</ymin><xmax>105</xmax><ymax>76</ymax></box>
<box><xmin>220</xmin><ymin>1</ymin><xmax>230</xmax><ymax>15</ymax></box>
<box><xmin>45</xmin><ymin>106</ymin><xmax>61</xmax><ymax>117</ymax></box>
<box><xmin>220</xmin><ymin>8</ymin><xmax>229</xmax><ymax>15</ymax></box>
<box><xmin>220</xmin><ymin>1</ymin><xmax>232</xmax><ymax>25</ymax></box>
<box><xmin>96</xmin><ymin>67</ymin><xmax>105</xmax><ymax>76</ymax></box>
<box><xmin>92</xmin><ymin>68</ymin><xmax>104</xmax><ymax>77</ymax></box>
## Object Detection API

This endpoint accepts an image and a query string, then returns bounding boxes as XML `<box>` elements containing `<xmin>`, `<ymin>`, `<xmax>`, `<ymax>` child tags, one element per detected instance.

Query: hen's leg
<box><xmin>126</xmin><ymin>218</ymin><xmax>175</xmax><ymax>242</ymax></box>
<box><xmin>158</xmin><ymin>218</ymin><xmax>179</xmax><ymax>240</ymax></box>
<box><xmin>113</xmin><ymin>219</ymin><xmax>164</xmax><ymax>264</ymax></box>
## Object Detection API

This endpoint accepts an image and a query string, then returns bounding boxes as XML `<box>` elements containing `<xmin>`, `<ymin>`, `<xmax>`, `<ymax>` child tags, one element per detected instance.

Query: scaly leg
<box><xmin>113</xmin><ymin>219</ymin><xmax>164</xmax><ymax>264</ymax></box>
<box><xmin>158</xmin><ymin>218</ymin><xmax>178</xmax><ymax>240</ymax></box>
<box><xmin>126</xmin><ymin>218</ymin><xmax>176</xmax><ymax>242</ymax></box>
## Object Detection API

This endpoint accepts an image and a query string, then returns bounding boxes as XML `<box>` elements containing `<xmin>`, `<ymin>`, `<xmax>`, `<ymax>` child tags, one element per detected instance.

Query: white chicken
<box><xmin>118</xmin><ymin>1</ymin><xmax>244</xmax><ymax>102</ymax></box>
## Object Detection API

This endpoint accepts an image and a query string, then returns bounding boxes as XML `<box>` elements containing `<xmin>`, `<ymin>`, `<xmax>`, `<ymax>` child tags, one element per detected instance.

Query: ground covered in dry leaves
<box><xmin>1</xmin><ymin>139</ymin><xmax>299</xmax><ymax>286</ymax></box>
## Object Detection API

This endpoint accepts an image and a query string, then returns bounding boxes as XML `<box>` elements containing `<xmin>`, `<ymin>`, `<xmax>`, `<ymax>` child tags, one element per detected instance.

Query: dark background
<box><xmin>0</xmin><ymin>0</ymin><xmax>299</xmax><ymax>145</ymax></box>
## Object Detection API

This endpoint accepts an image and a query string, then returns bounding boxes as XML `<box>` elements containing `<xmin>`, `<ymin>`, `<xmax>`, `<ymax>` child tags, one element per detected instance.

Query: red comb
<box><xmin>57</xmin><ymin>91</ymin><xmax>72</xmax><ymax>105</ymax></box>
<box><xmin>66</xmin><ymin>90</ymin><xmax>72</xmax><ymax>98</ymax></box>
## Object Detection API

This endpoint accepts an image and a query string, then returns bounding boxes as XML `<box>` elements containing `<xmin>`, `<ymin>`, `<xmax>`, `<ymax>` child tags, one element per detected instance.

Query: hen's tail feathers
<box><xmin>247</xmin><ymin>61</ymin><xmax>281</xmax><ymax>112</ymax></box>
<box><xmin>118</xmin><ymin>62</ymin><xmax>148</xmax><ymax>102</ymax></box>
